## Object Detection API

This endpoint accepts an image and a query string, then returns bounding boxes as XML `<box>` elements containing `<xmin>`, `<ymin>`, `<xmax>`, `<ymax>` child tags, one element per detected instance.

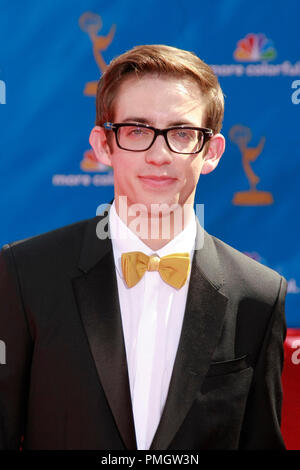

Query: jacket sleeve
<box><xmin>0</xmin><ymin>245</ymin><xmax>33</xmax><ymax>449</ymax></box>
<box><xmin>239</xmin><ymin>275</ymin><xmax>288</xmax><ymax>449</ymax></box>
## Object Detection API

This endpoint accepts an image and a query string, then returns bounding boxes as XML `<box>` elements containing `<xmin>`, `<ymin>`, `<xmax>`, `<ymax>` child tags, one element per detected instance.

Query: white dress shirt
<box><xmin>109</xmin><ymin>202</ymin><xmax>196</xmax><ymax>450</ymax></box>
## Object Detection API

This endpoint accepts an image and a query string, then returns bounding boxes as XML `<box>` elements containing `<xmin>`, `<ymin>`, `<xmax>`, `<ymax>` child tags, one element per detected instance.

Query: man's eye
<box><xmin>131</xmin><ymin>128</ymin><xmax>143</xmax><ymax>135</ymax></box>
<box><xmin>126</xmin><ymin>127</ymin><xmax>148</xmax><ymax>137</ymax></box>
<box><xmin>171</xmin><ymin>130</ymin><xmax>192</xmax><ymax>140</ymax></box>
<box><xmin>177</xmin><ymin>131</ymin><xmax>189</xmax><ymax>138</ymax></box>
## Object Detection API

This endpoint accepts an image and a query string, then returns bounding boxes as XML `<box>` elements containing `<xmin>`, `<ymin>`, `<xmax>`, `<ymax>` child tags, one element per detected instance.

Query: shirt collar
<box><xmin>109</xmin><ymin>201</ymin><xmax>196</xmax><ymax>279</ymax></box>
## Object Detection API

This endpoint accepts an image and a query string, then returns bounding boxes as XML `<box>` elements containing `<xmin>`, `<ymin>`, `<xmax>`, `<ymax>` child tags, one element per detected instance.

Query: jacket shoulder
<box><xmin>210</xmin><ymin>233</ymin><xmax>286</xmax><ymax>304</ymax></box>
<box><xmin>1</xmin><ymin>217</ymin><xmax>99</xmax><ymax>271</ymax></box>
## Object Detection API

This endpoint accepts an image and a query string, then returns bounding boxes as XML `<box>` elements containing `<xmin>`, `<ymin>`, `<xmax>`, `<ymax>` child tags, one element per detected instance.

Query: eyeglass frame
<box><xmin>102</xmin><ymin>122</ymin><xmax>214</xmax><ymax>154</ymax></box>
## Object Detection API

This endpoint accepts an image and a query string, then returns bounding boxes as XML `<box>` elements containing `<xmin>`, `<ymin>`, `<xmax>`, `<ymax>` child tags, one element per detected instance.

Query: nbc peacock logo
<box><xmin>234</xmin><ymin>33</ymin><xmax>276</xmax><ymax>62</ymax></box>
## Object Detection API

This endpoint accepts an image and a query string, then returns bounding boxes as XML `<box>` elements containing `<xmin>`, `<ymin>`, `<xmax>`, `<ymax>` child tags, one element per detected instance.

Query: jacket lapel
<box><xmin>72</xmin><ymin>214</ymin><xmax>137</xmax><ymax>450</ymax></box>
<box><xmin>149</xmin><ymin>223</ymin><xmax>228</xmax><ymax>450</ymax></box>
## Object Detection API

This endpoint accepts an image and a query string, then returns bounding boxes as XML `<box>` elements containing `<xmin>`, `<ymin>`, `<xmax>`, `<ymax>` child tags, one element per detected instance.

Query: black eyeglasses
<box><xmin>103</xmin><ymin>122</ymin><xmax>213</xmax><ymax>154</ymax></box>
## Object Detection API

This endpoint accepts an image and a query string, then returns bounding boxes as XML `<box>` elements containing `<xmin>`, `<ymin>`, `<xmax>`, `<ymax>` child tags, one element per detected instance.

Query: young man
<box><xmin>0</xmin><ymin>45</ymin><xmax>287</xmax><ymax>450</ymax></box>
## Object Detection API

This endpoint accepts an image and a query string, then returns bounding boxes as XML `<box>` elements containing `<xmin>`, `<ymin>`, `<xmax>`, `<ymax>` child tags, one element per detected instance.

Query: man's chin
<box><xmin>115</xmin><ymin>194</ymin><xmax>188</xmax><ymax>216</ymax></box>
<box><xmin>134</xmin><ymin>203</ymin><xmax>187</xmax><ymax>224</ymax></box>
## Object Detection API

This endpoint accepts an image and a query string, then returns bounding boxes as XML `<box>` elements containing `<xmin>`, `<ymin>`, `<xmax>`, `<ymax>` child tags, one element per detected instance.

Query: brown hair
<box><xmin>95</xmin><ymin>44</ymin><xmax>224</xmax><ymax>134</ymax></box>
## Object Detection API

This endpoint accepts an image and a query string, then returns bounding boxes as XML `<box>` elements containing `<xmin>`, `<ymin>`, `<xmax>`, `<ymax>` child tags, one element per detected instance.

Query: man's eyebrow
<box><xmin>167</xmin><ymin>120</ymin><xmax>199</xmax><ymax>127</ymax></box>
<box><xmin>120</xmin><ymin>117</ymin><xmax>199</xmax><ymax>127</ymax></box>
<box><xmin>121</xmin><ymin>117</ymin><xmax>151</xmax><ymax>124</ymax></box>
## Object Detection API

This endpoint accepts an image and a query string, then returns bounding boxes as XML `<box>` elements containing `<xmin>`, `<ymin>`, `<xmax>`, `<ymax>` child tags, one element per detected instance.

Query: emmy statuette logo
<box><xmin>229</xmin><ymin>125</ymin><xmax>273</xmax><ymax>206</ymax></box>
<box><xmin>76</xmin><ymin>11</ymin><xmax>114</xmax><ymax>181</ymax></box>
<box><xmin>79</xmin><ymin>12</ymin><xmax>116</xmax><ymax>96</ymax></box>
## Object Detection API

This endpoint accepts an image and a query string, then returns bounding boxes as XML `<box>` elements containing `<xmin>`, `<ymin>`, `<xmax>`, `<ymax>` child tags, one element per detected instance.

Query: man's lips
<box><xmin>138</xmin><ymin>175</ymin><xmax>178</xmax><ymax>188</ymax></box>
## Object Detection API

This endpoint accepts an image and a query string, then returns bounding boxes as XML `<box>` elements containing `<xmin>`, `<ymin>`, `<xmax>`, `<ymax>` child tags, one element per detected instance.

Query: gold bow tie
<box><xmin>121</xmin><ymin>251</ymin><xmax>190</xmax><ymax>289</ymax></box>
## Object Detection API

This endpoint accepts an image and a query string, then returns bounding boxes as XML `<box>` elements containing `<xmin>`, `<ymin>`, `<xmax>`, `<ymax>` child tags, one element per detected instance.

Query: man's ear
<box><xmin>89</xmin><ymin>125</ymin><xmax>113</xmax><ymax>167</ymax></box>
<box><xmin>201</xmin><ymin>133</ymin><xmax>226</xmax><ymax>175</ymax></box>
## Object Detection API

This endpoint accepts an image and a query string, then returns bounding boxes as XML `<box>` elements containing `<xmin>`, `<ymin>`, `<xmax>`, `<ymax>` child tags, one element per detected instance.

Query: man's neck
<box><xmin>114</xmin><ymin>196</ymin><xmax>194</xmax><ymax>250</ymax></box>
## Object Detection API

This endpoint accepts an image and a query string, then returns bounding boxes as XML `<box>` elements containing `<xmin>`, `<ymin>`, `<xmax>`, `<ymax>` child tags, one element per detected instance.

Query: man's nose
<box><xmin>144</xmin><ymin>134</ymin><xmax>173</xmax><ymax>165</ymax></box>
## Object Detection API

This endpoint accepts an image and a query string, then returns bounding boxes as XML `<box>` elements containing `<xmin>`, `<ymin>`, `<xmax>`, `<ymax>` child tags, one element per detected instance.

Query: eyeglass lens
<box><xmin>117</xmin><ymin>125</ymin><xmax>204</xmax><ymax>153</ymax></box>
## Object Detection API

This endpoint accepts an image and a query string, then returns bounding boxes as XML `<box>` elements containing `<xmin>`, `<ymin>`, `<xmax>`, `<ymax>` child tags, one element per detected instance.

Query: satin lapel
<box><xmin>72</xmin><ymin>215</ymin><xmax>137</xmax><ymax>450</ymax></box>
<box><xmin>149</xmin><ymin>224</ymin><xmax>228</xmax><ymax>450</ymax></box>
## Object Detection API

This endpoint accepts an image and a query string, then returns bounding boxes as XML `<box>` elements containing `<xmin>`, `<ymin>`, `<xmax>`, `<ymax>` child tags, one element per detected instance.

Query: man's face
<box><xmin>92</xmin><ymin>74</ymin><xmax>222</xmax><ymax>212</ymax></box>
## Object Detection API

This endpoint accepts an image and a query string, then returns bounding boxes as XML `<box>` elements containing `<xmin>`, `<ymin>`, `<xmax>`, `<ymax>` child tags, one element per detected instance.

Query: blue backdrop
<box><xmin>0</xmin><ymin>0</ymin><xmax>299</xmax><ymax>326</ymax></box>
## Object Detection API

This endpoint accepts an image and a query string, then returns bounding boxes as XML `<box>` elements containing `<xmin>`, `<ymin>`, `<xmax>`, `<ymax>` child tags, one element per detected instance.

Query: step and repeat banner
<box><xmin>0</xmin><ymin>0</ymin><xmax>299</xmax><ymax>448</ymax></box>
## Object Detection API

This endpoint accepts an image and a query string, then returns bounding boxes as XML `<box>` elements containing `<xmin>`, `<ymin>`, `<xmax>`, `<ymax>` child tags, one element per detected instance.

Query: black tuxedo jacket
<box><xmin>0</xmin><ymin>214</ymin><xmax>287</xmax><ymax>450</ymax></box>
